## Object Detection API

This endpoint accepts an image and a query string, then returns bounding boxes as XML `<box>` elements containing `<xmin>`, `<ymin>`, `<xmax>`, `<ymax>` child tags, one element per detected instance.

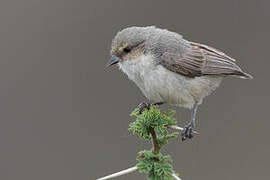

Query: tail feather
<box><xmin>235</xmin><ymin>71</ymin><xmax>253</xmax><ymax>79</ymax></box>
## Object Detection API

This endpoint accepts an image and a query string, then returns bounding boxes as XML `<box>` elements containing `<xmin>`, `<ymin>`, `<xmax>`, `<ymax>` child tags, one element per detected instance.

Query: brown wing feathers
<box><xmin>161</xmin><ymin>42</ymin><xmax>253</xmax><ymax>79</ymax></box>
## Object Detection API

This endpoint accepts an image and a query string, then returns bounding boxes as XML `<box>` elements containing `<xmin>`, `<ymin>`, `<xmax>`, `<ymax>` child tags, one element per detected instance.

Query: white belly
<box><xmin>119</xmin><ymin>55</ymin><xmax>223</xmax><ymax>109</ymax></box>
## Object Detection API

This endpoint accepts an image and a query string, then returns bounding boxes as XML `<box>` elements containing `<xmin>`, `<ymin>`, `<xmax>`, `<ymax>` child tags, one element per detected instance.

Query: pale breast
<box><xmin>119</xmin><ymin>55</ymin><xmax>223</xmax><ymax>109</ymax></box>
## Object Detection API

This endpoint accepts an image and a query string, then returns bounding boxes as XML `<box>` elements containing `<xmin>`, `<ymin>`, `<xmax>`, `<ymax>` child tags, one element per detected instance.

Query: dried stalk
<box><xmin>96</xmin><ymin>166</ymin><xmax>138</xmax><ymax>180</ymax></box>
<box><xmin>96</xmin><ymin>166</ymin><xmax>182</xmax><ymax>180</ymax></box>
<box><xmin>168</xmin><ymin>125</ymin><xmax>200</xmax><ymax>135</ymax></box>
<box><xmin>172</xmin><ymin>173</ymin><xmax>182</xmax><ymax>180</ymax></box>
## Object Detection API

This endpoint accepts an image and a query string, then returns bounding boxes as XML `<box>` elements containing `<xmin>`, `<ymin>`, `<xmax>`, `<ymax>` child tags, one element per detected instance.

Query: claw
<box><xmin>137</xmin><ymin>102</ymin><xmax>164</xmax><ymax>114</ymax></box>
<box><xmin>181</xmin><ymin>124</ymin><xmax>194</xmax><ymax>141</ymax></box>
<box><xmin>137</xmin><ymin>102</ymin><xmax>151</xmax><ymax>114</ymax></box>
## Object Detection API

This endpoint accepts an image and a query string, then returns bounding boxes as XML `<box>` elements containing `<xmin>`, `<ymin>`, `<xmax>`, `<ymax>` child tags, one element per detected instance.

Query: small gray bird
<box><xmin>107</xmin><ymin>26</ymin><xmax>252</xmax><ymax>140</ymax></box>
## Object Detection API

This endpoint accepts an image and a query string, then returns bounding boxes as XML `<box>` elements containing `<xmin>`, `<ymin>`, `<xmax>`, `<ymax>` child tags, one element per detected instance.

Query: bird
<box><xmin>107</xmin><ymin>26</ymin><xmax>252</xmax><ymax>141</ymax></box>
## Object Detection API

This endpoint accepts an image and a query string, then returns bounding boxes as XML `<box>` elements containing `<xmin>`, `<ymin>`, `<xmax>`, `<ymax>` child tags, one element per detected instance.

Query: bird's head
<box><xmin>107</xmin><ymin>26</ymin><xmax>158</xmax><ymax>67</ymax></box>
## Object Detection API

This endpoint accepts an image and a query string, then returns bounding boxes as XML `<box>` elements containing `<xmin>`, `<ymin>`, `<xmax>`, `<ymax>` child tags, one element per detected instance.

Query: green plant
<box><xmin>130</xmin><ymin>106</ymin><xmax>179</xmax><ymax>180</ymax></box>
<box><xmin>97</xmin><ymin>105</ymin><xmax>182</xmax><ymax>180</ymax></box>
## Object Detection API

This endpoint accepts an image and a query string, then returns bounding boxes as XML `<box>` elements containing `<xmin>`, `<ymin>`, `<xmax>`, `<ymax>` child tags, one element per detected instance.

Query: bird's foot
<box><xmin>137</xmin><ymin>102</ymin><xmax>163</xmax><ymax>114</ymax></box>
<box><xmin>137</xmin><ymin>102</ymin><xmax>151</xmax><ymax>114</ymax></box>
<box><xmin>181</xmin><ymin>123</ymin><xmax>194</xmax><ymax>141</ymax></box>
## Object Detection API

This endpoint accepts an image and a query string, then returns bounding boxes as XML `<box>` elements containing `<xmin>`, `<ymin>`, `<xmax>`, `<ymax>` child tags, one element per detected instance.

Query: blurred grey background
<box><xmin>0</xmin><ymin>0</ymin><xmax>269</xmax><ymax>180</ymax></box>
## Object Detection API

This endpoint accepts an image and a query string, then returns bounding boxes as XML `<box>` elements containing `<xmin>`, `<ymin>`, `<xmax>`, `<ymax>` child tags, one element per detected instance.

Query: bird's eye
<box><xmin>123</xmin><ymin>47</ymin><xmax>131</xmax><ymax>53</ymax></box>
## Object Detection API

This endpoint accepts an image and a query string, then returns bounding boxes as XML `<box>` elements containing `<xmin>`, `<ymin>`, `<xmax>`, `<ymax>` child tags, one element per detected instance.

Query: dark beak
<box><xmin>106</xmin><ymin>55</ymin><xmax>120</xmax><ymax>67</ymax></box>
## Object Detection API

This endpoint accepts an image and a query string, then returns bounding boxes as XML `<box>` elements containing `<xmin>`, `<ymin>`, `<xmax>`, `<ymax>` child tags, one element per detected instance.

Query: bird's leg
<box><xmin>181</xmin><ymin>104</ymin><xmax>199</xmax><ymax>141</ymax></box>
<box><xmin>137</xmin><ymin>102</ymin><xmax>164</xmax><ymax>114</ymax></box>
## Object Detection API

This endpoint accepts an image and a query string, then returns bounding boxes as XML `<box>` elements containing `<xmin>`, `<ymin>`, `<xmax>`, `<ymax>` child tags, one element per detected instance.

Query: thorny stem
<box><xmin>148</xmin><ymin>127</ymin><xmax>160</xmax><ymax>155</ymax></box>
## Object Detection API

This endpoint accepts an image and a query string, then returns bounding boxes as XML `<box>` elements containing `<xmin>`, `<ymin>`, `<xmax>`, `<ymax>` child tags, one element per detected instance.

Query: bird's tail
<box><xmin>232</xmin><ymin>71</ymin><xmax>253</xmax><ymax>79</ymax></box>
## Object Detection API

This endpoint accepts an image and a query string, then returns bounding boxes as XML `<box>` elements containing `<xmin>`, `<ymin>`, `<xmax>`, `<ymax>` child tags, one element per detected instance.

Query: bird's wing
<box><xmin>160</xmin><ymin>41</ymin><xmax>252</xmax><ymax>78</ymax></box>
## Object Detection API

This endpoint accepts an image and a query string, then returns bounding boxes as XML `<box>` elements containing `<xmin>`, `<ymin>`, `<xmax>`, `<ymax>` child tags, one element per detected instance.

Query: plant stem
<box><xmin>148</xmin><ymin>127</ymin><xmax>160</xmax><ymax>155</ymax></box>
<box><xmin>96</xmin><ymin>166</ymin><xmax>182</xmax><ymax>180</ymax></box>
<box><xmin>172</xmin><ymin>173</ymin><xmax>182</xmax><ymax>180</ymax></box>
<box><xmin>96</xmin><ymin>166</ymin><xmax>138</xmax><ymax>180</ymax></box>
<box><xmin>168</xmin><ymin>125</ymin><xmax>200</xmax><ymax>135</ymax></box>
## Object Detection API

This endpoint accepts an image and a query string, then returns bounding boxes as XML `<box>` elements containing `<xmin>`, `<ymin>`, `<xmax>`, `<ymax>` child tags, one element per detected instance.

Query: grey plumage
<box><xmin>108</xmin><ymin>26</ymin><xmax>253</xmax><ymax>140</ymax></box>
<box><xmin>111</xmin><ymin>26</ymin><xmax>252</xmax><ymax>79</ymax></box>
